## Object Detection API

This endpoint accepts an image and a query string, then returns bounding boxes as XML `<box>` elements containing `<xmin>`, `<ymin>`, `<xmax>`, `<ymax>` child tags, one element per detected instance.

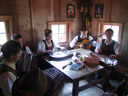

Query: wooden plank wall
<box><xmin>0</xmin><ymin>0</ymin><xmax>9</xmax><ymax>15</ymax></box>
<box><xmin>91</xmin><ymin>0</ymin><xmax>128</xmax><ymax>67</ymax></box>
<box><xmin>0</xmin><ymin>0</ymin><xmax>128</xmax><ymax>66</ymax></box>
<box><xmin>6</xmin><ymin>0</ymin><xmax>82</xmax><ymax>51</ymax></box>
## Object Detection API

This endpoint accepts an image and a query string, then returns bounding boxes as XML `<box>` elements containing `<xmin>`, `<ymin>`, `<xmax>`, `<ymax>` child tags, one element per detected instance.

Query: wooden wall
<box><xmin>91</xmin><ymin>0</ymin><xmax>128</xmax><ymax>67</ymax></box>
<box><xmin>0</xmin><ymin>0</ymin><xmax>9</xmax><ymax>15</ymax></box>
<box><xmin>4</xmin><ymin>0</ymin><xmax>82</xmax><ymax>51</ymax></box>
<box><xmin>0</xmin><ymin>0</ymin><xmax>128</xmax><ymax>66</ymax></box>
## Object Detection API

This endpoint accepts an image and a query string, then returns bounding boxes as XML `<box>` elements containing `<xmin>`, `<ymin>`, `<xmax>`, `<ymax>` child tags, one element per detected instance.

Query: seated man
<box><xmin>12</xmin><ymin>68</ymin><xmax>65</xmax><ymax>96</ymax></box>
<box><xmin>11</xmin><ymin>33</ymin><xmax>32</xmax><ymax>54</ymax></box>
<box><xmin>95</xmin><ymin>29</ymin><xmax>120</xmax><ymax>59</ymax></box>
<box><xmin>12</xmin><ymin>68</ymin><xmax>54</xmax><ymax>96</ymax></box>
<box><xmin>0</xmin><ymin>40</ymin><xmax>21</xmax><ymax>96</ymax></box>
<box><xmin>70</xmin><ymin>29</ymin><xmax>97</xmax><ymax>50</ymax></box>
<box><xmin>11</xmin><ymin>33</ymin><xmax>33</xmax><ymax>75</ymax></box>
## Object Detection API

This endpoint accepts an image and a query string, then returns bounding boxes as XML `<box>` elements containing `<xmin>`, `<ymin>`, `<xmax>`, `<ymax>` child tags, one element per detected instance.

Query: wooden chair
<box><xmin>102</xmin><ymin>65</ymin><xmax>128</xmax><ymax>95</ymax></box>
<box><xmin>43</xmin><ymin>68</ymin><xmax>65</xmax><ymax>96</ymax></box>
<box><xmin>20</xmin><ymin>52</ymin><xmax>38</xmax><ymax>72</ymax></box>
<box><xmin>21</xmin><ymin>52</ymin><xmax>33</xmax><ymax>72</ymax></box>
<box><xmin>100</xmin><ymin>61</ymin><xmax>128</xmax><ymax>89</ymax></box>
<box><xmin>98</xmin><ymin>61</ymin><xmax>128</xmax><ymax>91</ymax></box>
<box><xmin>29</xmin><ymin>54</ymin><xmax>38</xmax><ymax>71</ymax></box>
<box><xmin>108</xmin><ymin>65</ymin><xmax>128</xmax><ymax>90</ymax></box>
<box><xmin>21</xmin><ymin>53</ymin><xmax>65</xmax><ymax>96</ymax></box>
<box><xmin>0</xmin><ymin>52</ymin><xmax>3</xmax><ymax>63</ymax></box>
<box><xmin>16</xmin><ymin>52</ymin><xmax>38</xmax><ymax>77</ymax></box>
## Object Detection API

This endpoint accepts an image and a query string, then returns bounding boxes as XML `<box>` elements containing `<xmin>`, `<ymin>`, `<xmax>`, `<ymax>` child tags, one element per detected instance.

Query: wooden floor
<box><xmin>59</xmin><ymin>80</ymin><xmax>104</xmax><ymax>96</ymax></box>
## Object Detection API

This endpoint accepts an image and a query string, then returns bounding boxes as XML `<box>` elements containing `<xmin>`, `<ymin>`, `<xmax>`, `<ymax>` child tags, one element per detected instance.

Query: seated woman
<box><xmin>0</xmin><ymin>40</ymin><xmax>21</xmax><ymax>96</ymax></box>
<box><xmin>37</xmin><ymin>29</ymin><xmax>62</xmax><ymax>70</ymax></box>
<box><xmin>37</xmin><ymin>29</ymin><xmax>61</xmax><ymax>55</ymax></box>
<box><xmin>95</xmin><ymin>29</ymin><xmax>120</xmax><ymax>59</ymax></box>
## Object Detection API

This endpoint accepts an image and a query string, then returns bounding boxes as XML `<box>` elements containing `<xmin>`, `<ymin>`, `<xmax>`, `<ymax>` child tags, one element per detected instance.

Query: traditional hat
<box><xmin>12</xmin><ymin>68</ymin><xmax>52</xmax><ymax>96</ymax></box>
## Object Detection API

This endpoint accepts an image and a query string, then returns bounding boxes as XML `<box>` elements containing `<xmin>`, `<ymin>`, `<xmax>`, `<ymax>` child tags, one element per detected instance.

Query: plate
<box><xmin>50</xmin><ymin>51</ymin><xmax>73</xmax><ymax>60</ymax></box>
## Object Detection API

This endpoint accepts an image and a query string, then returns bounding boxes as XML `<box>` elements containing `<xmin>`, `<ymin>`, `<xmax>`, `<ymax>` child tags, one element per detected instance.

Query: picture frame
<box><xmin>94</xmin><ymin>4</ymin><xmax>104</xmax><ymax>18</ymax></box>
<box><xmin>67</xmin><ymin>4</ymin><xmax>75</xmax><ymax>18</ymax></box>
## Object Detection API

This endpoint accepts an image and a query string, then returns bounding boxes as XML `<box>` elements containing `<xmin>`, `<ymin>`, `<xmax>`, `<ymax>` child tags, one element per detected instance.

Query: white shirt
<box><xmin>25</xmin><ymin>46</ymin><xmax>33</xmax><ymax>54</ymax></box>
<box><xmin>70</xmin><ymin>34</ymin><xmax>97</xmax><ymax>48</ymax></box>
<box><xmin>21</xmin><ymin>44</ymin><xmax>32</xmax><ymax>54</ymax></box>
<box><xmin>37</xmin><ymin>39</ymin><xmax>59</xmax><ymax>53</ymax></box>
<box><xmin>0</xmin><ymin>61</ymin><xmax>16</xmax><ymax>96</ymax></box>
<box><xmin>95</xmin><ymin>39</ymin><xmax>120</xmax><ymax>54</ymax></box>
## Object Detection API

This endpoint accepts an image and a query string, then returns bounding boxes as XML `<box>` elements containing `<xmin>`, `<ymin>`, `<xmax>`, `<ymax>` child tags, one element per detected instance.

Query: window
<box><xmin>51</xmin><ymin>24</ymin><xmax>67</xmax><ymax>43</ymax></box>
<box><xmin>0</xmin><ymin>16</ymin><xmax>12</xmax><ymax>46</ymax></box>
<box><xmin>0</xmin><ymin>22</ymin><xmax>7</xmax><ymax>44</ymax></box>
<box><xmin>98</xmin><ymin>22</ymin><xmax>122</xmax><ymax>42</ymax></box>
<box><xmin>48</xmin><ymin>22</ymin><xmax>72</xmax><ymax>45</ymax></box>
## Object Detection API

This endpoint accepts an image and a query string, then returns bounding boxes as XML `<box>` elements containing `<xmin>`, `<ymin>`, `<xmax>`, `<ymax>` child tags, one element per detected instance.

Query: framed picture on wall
<box><xmin>67</xmin><ymin>4</ymin><xmax>75</xmax><ymax>18</ymax></box>
<box><xmin>94</xmin><ymin>4</ymin><xmax>104</xmax><ymax>18</ymax></box>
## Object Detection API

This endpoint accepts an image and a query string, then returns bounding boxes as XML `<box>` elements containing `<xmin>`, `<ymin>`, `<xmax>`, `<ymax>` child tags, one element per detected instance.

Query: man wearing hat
<box><xmin>12</xmin><ymin>68</ymin><xmax>55</xmax><ymax>96</ymax></box>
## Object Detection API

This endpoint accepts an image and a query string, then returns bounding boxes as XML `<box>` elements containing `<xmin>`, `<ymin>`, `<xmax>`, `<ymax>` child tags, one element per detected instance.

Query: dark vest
<box><xmin>0</xmin><ymin>63</ymin><xmax>17</xmax><ymax>96</ymax></box>
<box><xmin>77</xmin><ymin>34</ymin><xmax>89</xmax><ymax>42</ymax></box>
<box><xmin>0</xmin><ymin>63</ymin><xmax>17</xmax><ymax>76</ymax></box>
<box><xmin>101</xmin><ymin>39</ymin><xmax>115</xmax><ymax>56</ymax></box>
<box><xmin>21</xmin><ymin>45</ymin><xmax>26</xmax><ymax>53</ymax></box>
<box><xmin>43</xmin><ymin>40</ymin><xmax>54</xmax><ymax>50</ymax></box>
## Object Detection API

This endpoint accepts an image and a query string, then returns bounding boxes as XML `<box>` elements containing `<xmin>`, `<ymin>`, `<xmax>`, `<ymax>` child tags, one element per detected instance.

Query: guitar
<box><xmin>74</xmin><ymin>33</ymin><xmax>104</xmax><ymax>49</ymax></box>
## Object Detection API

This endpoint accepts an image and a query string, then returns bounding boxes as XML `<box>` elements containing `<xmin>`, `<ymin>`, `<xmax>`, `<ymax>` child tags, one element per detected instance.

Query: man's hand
<box><xmin>79</xmin><ymin>44</ymin><xmax>83</xmax><ymax>48</ymax></box>
<box><xmin>97</xmin><ymin>49</ymin><xmax>102</xmax><ymax>54</ymax></box>
<box><xmin>109</xmin><ymin>54</ymin><xmax>120</xmax><ymax>59</ymax></box>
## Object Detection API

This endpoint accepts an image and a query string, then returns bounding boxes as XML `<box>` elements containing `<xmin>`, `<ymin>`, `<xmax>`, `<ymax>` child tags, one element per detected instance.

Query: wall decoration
<box><xmin>67</xmin><ymin>4</ymin><xmax>75</xmax><ymax>18</ymax></box>
<box><xmin>94</xmin><ymin>4</ymin><xmax>104</xmax><ymax>18</ymax></box>
<box><xmin>79</xmin><ymin>0</ymin><xmax>93</xmax><ymax>29</ymax></box>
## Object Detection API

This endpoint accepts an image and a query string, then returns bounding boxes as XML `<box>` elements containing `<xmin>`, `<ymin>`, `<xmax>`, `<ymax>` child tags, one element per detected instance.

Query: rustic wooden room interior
<box><xmin>0</xmin><ymin>0</ymin><xmax>128</xmax><ymax>96</ymax></box>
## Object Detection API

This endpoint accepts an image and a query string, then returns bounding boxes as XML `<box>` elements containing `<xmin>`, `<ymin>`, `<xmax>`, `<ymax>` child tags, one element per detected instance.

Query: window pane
<box><xmin>112</xmin><ymin>26</ymin><xmax>119</xmax><ymax>41</ymax></box>
<box><xmin>104</xmin><ymin>25</ymin><xmax>111</xmax><ymax>31</ymax></box>
<box><xmin>103</xmin><ymin>25</ymin><xmax>111</xmax><ymax>39</ymax></box>
<box><xmin>50</xmin><ymin>23</ymin><xmax>68</xmax><ymax>43</ymax></box>
<box><xmin>59</xmin><ymin>25</ymin><xmax>66</xmax><ymax>33</ymax></box>
<box><xmin>103</xmin><ymin>25</ymin><xmax>119</xmax><ymax>42</ymax></box>
<box><xmin>0</xmin><ymin>34</ymin><xmax>7</xmax><ymax>44</ymax></box>
<box><xmin>0</xmin><ymin>22</ymin><xmax>6</xmax><ymax>33</ymax></box>
<box><xmin>52</xmin><ymin>34</ymin><xmax>58</xmax><ymax>43</ymax></box>
<box><xmin>51</xmin><ymin>25</ymin><xmax>58</xmax><ymax>34</ymax></box>
<box><xmin>59</xmin><ymin>34</ymin><xmax>66</xmax><ymax>42</ymax></box>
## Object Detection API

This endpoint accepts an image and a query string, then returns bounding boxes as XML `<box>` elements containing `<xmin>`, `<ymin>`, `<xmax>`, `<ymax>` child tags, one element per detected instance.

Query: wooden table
<box><xmin>47</xmin><ymin>48</ymin><xmax>110</xmax><ymax>96</ymax></box>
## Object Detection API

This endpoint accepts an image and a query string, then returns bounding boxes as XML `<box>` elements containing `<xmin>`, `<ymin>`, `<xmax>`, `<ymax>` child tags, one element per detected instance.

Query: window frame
<box><xmin>98</xmin><ymin>21</ymin><xmax>122</xmax><ymax>43</ymax></box>
<box><xmin>0</xmin><ymin>16</ymin><xmax>12</xmax><ymax>47</ymax></box>
<box><xmin>48</xmin><ymin>21</ymin><xmax>72</xmax><ymax>46</ymax></box>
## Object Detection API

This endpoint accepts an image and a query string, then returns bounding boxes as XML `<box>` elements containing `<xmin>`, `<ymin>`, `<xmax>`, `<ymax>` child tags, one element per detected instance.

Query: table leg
<box><xmin>100</xmin><ymin>68</ymin><xmax>110</xmax><ymax>91</ymax></box>
<box><xmin>72</xmin><ymin>80</ymin><xmax>79</xmax><ymax>96</ymax></box>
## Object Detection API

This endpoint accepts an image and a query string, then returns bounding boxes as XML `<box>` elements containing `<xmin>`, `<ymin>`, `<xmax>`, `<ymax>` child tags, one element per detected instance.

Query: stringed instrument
<box><xmin>74</xmin><ymin>33</ymin><xmax>104</xmax><ymax>49</ymax></box>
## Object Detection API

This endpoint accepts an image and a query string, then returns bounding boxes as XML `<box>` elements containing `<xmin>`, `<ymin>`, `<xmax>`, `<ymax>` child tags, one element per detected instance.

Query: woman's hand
<box><xmin>57</xmin><ymin>48</ymin><xmax>61</xmax><ymax>51</ymax></box>
<box><xmin>46</xmin><ymin>50</ymin><xmax>53</xmax><ymax>55</ymax></box>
